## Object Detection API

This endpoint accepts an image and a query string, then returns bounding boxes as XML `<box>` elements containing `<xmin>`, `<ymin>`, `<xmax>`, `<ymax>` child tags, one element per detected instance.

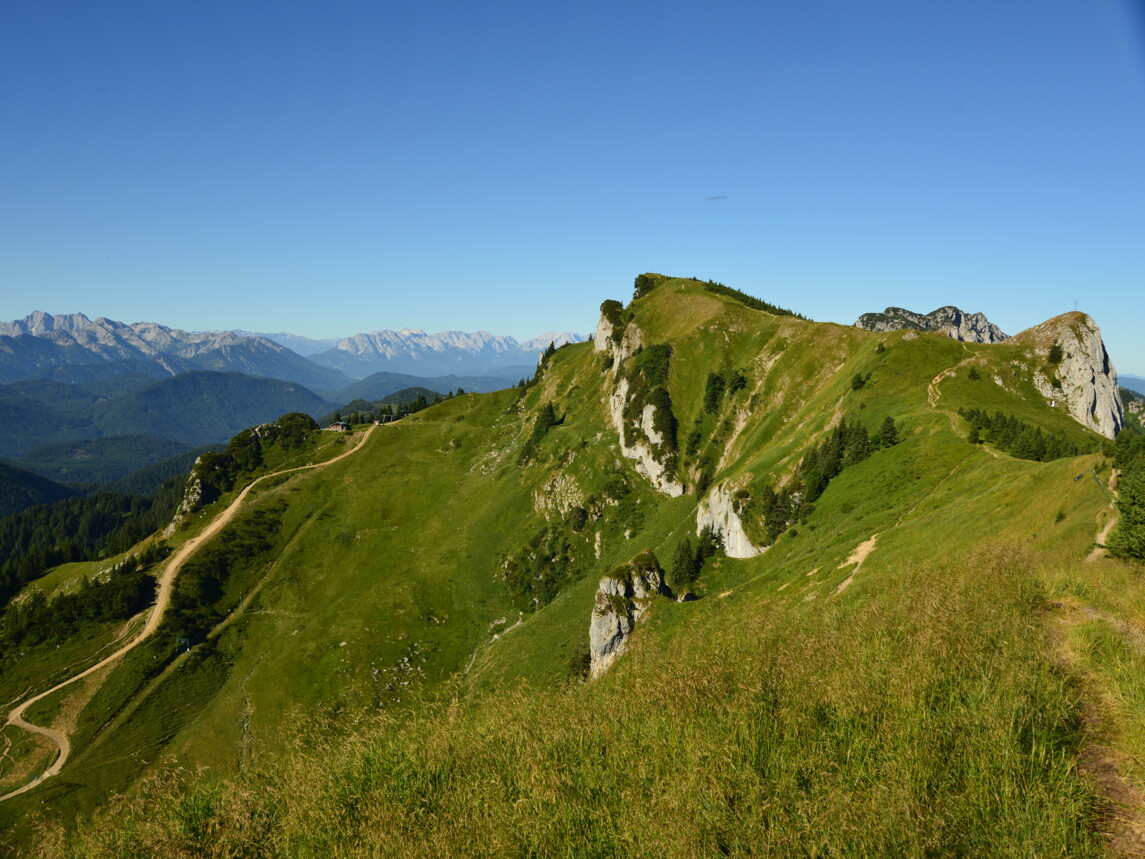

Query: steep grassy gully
<box><xmin>0</xmin><ymin>426</ymin><xmax>379</xmax><ymax>802</ymax></box>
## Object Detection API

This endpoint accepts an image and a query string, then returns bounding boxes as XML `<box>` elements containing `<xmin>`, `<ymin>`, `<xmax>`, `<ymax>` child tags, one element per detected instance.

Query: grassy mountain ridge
<box><xmin>332</xmin><ymin>370</ymin><xmax>517</xmax><ymax>402</ymax></box>
<box><xmin>2</xmin><ymin>275</ymin><xmax>1133</xmax><ymax>854</ymax></box>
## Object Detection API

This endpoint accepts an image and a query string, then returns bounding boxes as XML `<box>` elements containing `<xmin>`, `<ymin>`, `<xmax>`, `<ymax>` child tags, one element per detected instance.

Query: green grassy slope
<box><xmin>2</xmin><ymin>275</ymin><xmax>1128</xmax><ymax>855</ymax></box>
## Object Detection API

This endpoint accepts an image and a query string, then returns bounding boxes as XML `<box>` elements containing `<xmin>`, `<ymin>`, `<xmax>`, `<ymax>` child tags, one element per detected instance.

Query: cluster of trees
<box><xmin>733</xmin><ymin>415</ymin><xmax>900</xmax><ymax>548</ymax></box>
<box><xmin>687</xmin><ymin>369</ymin><xmax>749</xmax><ymax>493</ymax></box>
<box><xmin>190</xmin><ymin>412</ymin><xmax>319</xmax><ymax>506</ymax></box>
<box><xmin>332</xmin><ymin>389</ymin><xmax>451</xmax><ymax>427</ymax></box>
<box><xmin>1110</xmin><ymin>431</ymin><xmax>1145</xmax><ymax>561</ymax></box>
<box><xmin>600</xmin><ymin>299</ymin><xmax>628</xmax><ymax>338</ymax></box>
<box><xmin>0</xmin><ymin>462</ymin><xmax>76</xmax><ymax>518</ymax></box>
<box><xmin>797</xmin><ymin>416</ymin><xmax>898</xmax><ymax>503</ymax></box>
<box><xmin>521</xmin><ymin>341</ymin><xmax>562</xmax><ymax>389</ymax></box>
<box><xmin>0</xmin><ymin>548</ymin><xmax>163</xmax><ymax>654</ymax></box>
<box><xmin>633</xmin><ymin>273</ymin><xmax>668</xmax><ymax>299</ymax></box>
<box><xmin>0</xmin><ymin>481</ymin><xmax>184</xmax><ymax>608</ymax></box>
<box><xmin>501</xmin><ymin>525</ymin><xmax>576</xmax><ymax>608</ymax></box>
<box><xmin>518</xmin><ymin>402</ymin><xmax>561</xmax><ymax>465</ymax></box>
<box><xmin>503</xmin><ymin>472</ymin><xmax>645</xmax><ymax>609</ymax></box>
<box><xmin>699</xmin><ymin>279</ymin><xmax>809</xmax><ymax>320</ymax></box>
<box><xmin>669</xmin><ymin>526</ymin><xmax>723</xmax><ymax>591</ymax></box>
<box><xmin>958</xmin><ymin>408</ymin><xmax>1086</xmax><ymax>462</ymax></box>
<box><xmin>742</xmin><ymin>484</ymin><xmax>805</xmax><ymax>546</ymax></box>
<box><xmin>703</xmin><ymin>369</ymin><xmax>747</xmax><ymax>415</ymax></box>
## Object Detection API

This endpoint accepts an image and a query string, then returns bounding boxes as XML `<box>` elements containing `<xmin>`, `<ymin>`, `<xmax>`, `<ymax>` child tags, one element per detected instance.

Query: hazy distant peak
<box><xmin>0</xmin><ymin>310</ymin><xmax>94</xmax><ymax>337</ymax></box>
<box><xmin>520</xmin><ymin>332</ymin><xmax>587</xmax><ymax>351</ymax></box>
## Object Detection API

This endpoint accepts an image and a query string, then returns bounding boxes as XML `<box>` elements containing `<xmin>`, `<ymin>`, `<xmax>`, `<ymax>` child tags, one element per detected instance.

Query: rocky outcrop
<box><xmin>595</xmin><ymin>303</ymin><xmax>684</xmax><ymax>497</ymax></box>
<box><xmin>606</xmin><ymin>377</ymin><xmax>684</xmax><ymax>496</ymax></box>
<box><xmin>163</xmin><ymin>457</ymin><xmax>210</xmax><ymax>536</ymax></box>
<box><xmin>594</xmin><ymin>304</ymin><xmax>645</xmax><ymax>363</ymax></box>
<box><xmin>1014</xmin><ymin>312</ymin><xmax>1123</xmax><ymax>439</ymax></box>
<box><xmin>855</xmin><ymin>306</ymin><xmax>1008</xmax><ymax>343</ymax></box>
<box><xmin>1124</xmin><ymin>392</ymin><xmax>1144</xmax><ymax>425</ymax></box>
<box><xmin>588</xmin><ymin>551</ymin><xmax>670</xmax><ymax>679</ymax></box>
<box><xmin>696</xmin><ymin>484</ymin><xmax>761</xmax><ymax>558</ymax></box>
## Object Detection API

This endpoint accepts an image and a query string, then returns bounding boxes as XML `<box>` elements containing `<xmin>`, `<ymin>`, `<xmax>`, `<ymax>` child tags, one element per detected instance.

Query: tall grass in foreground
<box><xmin>33</xmin><ymin>546</ymin><xmax>1101</xmax><ymax>857</ymax></box>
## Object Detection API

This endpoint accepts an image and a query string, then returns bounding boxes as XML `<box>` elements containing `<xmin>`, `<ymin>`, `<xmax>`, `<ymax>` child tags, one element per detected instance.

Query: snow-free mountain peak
<box><xmin>854</xmin><ymin>305</ymin><xmax>1008</xmax><ymax>343</ymax></box>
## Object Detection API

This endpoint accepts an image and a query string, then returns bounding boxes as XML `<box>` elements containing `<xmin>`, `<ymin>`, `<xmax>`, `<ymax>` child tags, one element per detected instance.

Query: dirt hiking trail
<box><xmin>0</xmin><ymin>426</ymin><xmax>377</xmax><ymax>802</ymax></box>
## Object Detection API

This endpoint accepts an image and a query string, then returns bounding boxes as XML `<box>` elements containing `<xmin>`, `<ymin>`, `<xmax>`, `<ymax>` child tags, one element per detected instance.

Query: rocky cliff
<box><xmin>595</xmin><ymin>303</ymin><xmax>684</xmax><ymax>497</ymax></box>
<box><xmin>588</xmin><ymin>551</ymin><xmax>670</xmax><ymax>679</ymax></box>
<box><xmin>696</xmin><ymin>484</ymin><xmax>762</xmax><ymax>559</ymax></box>
<box><xmin>1012</xmin><ymin>312</ymin><xmax>1123</xmax><ymax>439</ymax></box>
<box><xmin>855</xmin><ymin>306</ymin><xmax>1008</xmax><ymax>343</ymax></box>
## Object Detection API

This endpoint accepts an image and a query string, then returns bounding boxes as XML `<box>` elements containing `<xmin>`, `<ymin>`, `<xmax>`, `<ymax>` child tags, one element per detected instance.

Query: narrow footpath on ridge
<box><xmin>0</xmin><ymin>425</ymin><xmax>379</xmax><ymax>802</ymax></box>
<box><xmin>1049</xmin><ymin>471</ymin><xmax>1145</xmax><ymax>857</ymax></box>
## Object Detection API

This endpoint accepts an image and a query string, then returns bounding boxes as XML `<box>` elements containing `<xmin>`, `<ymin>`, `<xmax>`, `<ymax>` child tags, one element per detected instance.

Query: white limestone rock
<box><xmin>605</xmin><ymin>376</ymin><xmax>684</xmax><ymax>497</ymax></box>
<box><xmin>697</xmin><ymin>484</ymin><xmax>762</xmax><ymax>559</ymax></box>
<box><xmin>1014</xmin><ymin>312</ymin><xmax>1123</xmax><ymax>440</ymax></box>
<box><xmin>588</xmin><ymin>551</ymin><xmax>669</xmax><ymax>679</ymax></box>
<box><xmin>595</xmin><ymin>304</ymin><xmax>684</xmax><ymax>497</ymax></box>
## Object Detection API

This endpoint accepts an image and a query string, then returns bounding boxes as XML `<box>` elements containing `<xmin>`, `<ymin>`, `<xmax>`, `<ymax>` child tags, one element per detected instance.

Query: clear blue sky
<box><xmin>3</xmin><ymin>1</ymin><xmax>1143</xmax><ymax>372</ymax></box>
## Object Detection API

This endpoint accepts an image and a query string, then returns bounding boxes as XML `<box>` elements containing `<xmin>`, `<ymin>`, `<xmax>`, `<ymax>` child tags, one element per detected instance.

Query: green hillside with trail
<box><xmin>2</xmin><ymin>275</ymin><xmax>1142</xmax><ymax>856</ymax></box>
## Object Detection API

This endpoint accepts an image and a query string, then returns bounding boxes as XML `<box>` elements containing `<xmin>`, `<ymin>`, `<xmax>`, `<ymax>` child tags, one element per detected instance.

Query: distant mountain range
<box><xmin>0</xmin><ymin>311</ymin><xmax>587</xmax><ymax>488</ymax></box>
<box><xmin>1121</xmin><ymin>375</ymin><xmax>1145</xmax><ymax>397</ymax></box>
<box><xmin>1</xmin><ymin>311</ymin><xmax>587</xmax><ymax>387</ymax></box>
<box><xmin>0</xmin><ymin>312</ymin><xmax>348</xmax><ymax>392</ymax></box>
<box><xmin>282</xmin><ymin>328</ymin><xmax>586</xmax><ymax>379</ymax></box>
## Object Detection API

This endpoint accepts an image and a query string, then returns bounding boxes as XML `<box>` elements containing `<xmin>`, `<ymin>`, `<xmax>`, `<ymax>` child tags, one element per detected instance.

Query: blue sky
<box><xmin>3</xmin><ymin>1</ymin><xmax>1143</xmax><ymax>372</ymax></box>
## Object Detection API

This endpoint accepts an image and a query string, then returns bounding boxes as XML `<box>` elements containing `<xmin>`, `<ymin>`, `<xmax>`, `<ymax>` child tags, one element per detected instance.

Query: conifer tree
<box><xmin>670</xmin><ymin>538</ymin><xmax>700</xmax><ymax>589</ymax></box>
<box><xmin>878</xmin><ymin>416</ymin><xmax>899</xmax><ymax>448</ymax></box>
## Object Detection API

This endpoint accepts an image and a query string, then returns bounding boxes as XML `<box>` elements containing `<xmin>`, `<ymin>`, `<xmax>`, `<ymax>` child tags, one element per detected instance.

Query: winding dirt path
<box><xmin>1087</xmin><ymin>470</ymin><xmax>1121</xmax><ymax>564</ymax></box>
<box><xmin>1047</xmin><ymin>479</ymin><xmax>1145</xmax><ymax>856</ymax></box>
<box><xmin>0</xmin><ymin>427</ymin><xmax>377</xmax><ymax>802</ymax></box>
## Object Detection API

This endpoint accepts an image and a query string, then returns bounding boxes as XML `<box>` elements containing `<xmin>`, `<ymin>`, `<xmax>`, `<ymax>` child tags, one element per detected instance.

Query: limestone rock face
<box><xmin>696</xmin><ymin>484</ymin><xmax>761</xmax><ymax>559</ymax></box>
<box><xmin>1014</xmin><ymin>312</ymin><xmax>1123</xmax><ymax>439</ymax></box>
<box><xmin>588</xmin><ymin>551</ymin><xmax>670</xmax><ymax>679</ymax></box>
<box><xmin>593</xmin><ymin>310</ymin><xmax>616</xmax><ymax>353</ymax></box>
<box><xmin>1126</xmin><ymin>396</ymin><xmax>1145</xmax><ymax>428</ymax></box>
<box><xmin>855</xmin><ymin>306</ymin><xmax>1008</xmax><ymax>343</ymax></box>
<box><xmin>605</xmin><ymin>377</ymin><xmax>684</xmax><ymax>497</ymax></box>
<box><xmin>163</xmin><ymin>457</ymin><xmax>209</xmax><ymax>536</ymax></box>
<box><xmin>595</xmin><ymin>304</ymin><xmax>684</xmax><ymax>498</ymax></box>
<box><xmin>594</xmin><ymin>307</ymin><xmax>645</xmax><ymax>362</ymax></box>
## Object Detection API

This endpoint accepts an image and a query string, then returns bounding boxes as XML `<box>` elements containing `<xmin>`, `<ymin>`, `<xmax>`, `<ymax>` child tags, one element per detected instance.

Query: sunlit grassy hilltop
<box><xmin>4</xmin><ymin>275</ymin><xmax>1140</xmax><ymax>856</ymax></box>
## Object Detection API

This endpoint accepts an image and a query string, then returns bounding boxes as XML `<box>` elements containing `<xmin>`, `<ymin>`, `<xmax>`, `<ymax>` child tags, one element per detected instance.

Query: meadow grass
<box><xmin>31</xmin><ymin>546</ymin><xmax>1102</xmax><ymax>857</ymax></box>
<box><xmin>5</xmin><ymin>277</ymin><xmax>1127</xmax><ymax>853</ymax></box>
